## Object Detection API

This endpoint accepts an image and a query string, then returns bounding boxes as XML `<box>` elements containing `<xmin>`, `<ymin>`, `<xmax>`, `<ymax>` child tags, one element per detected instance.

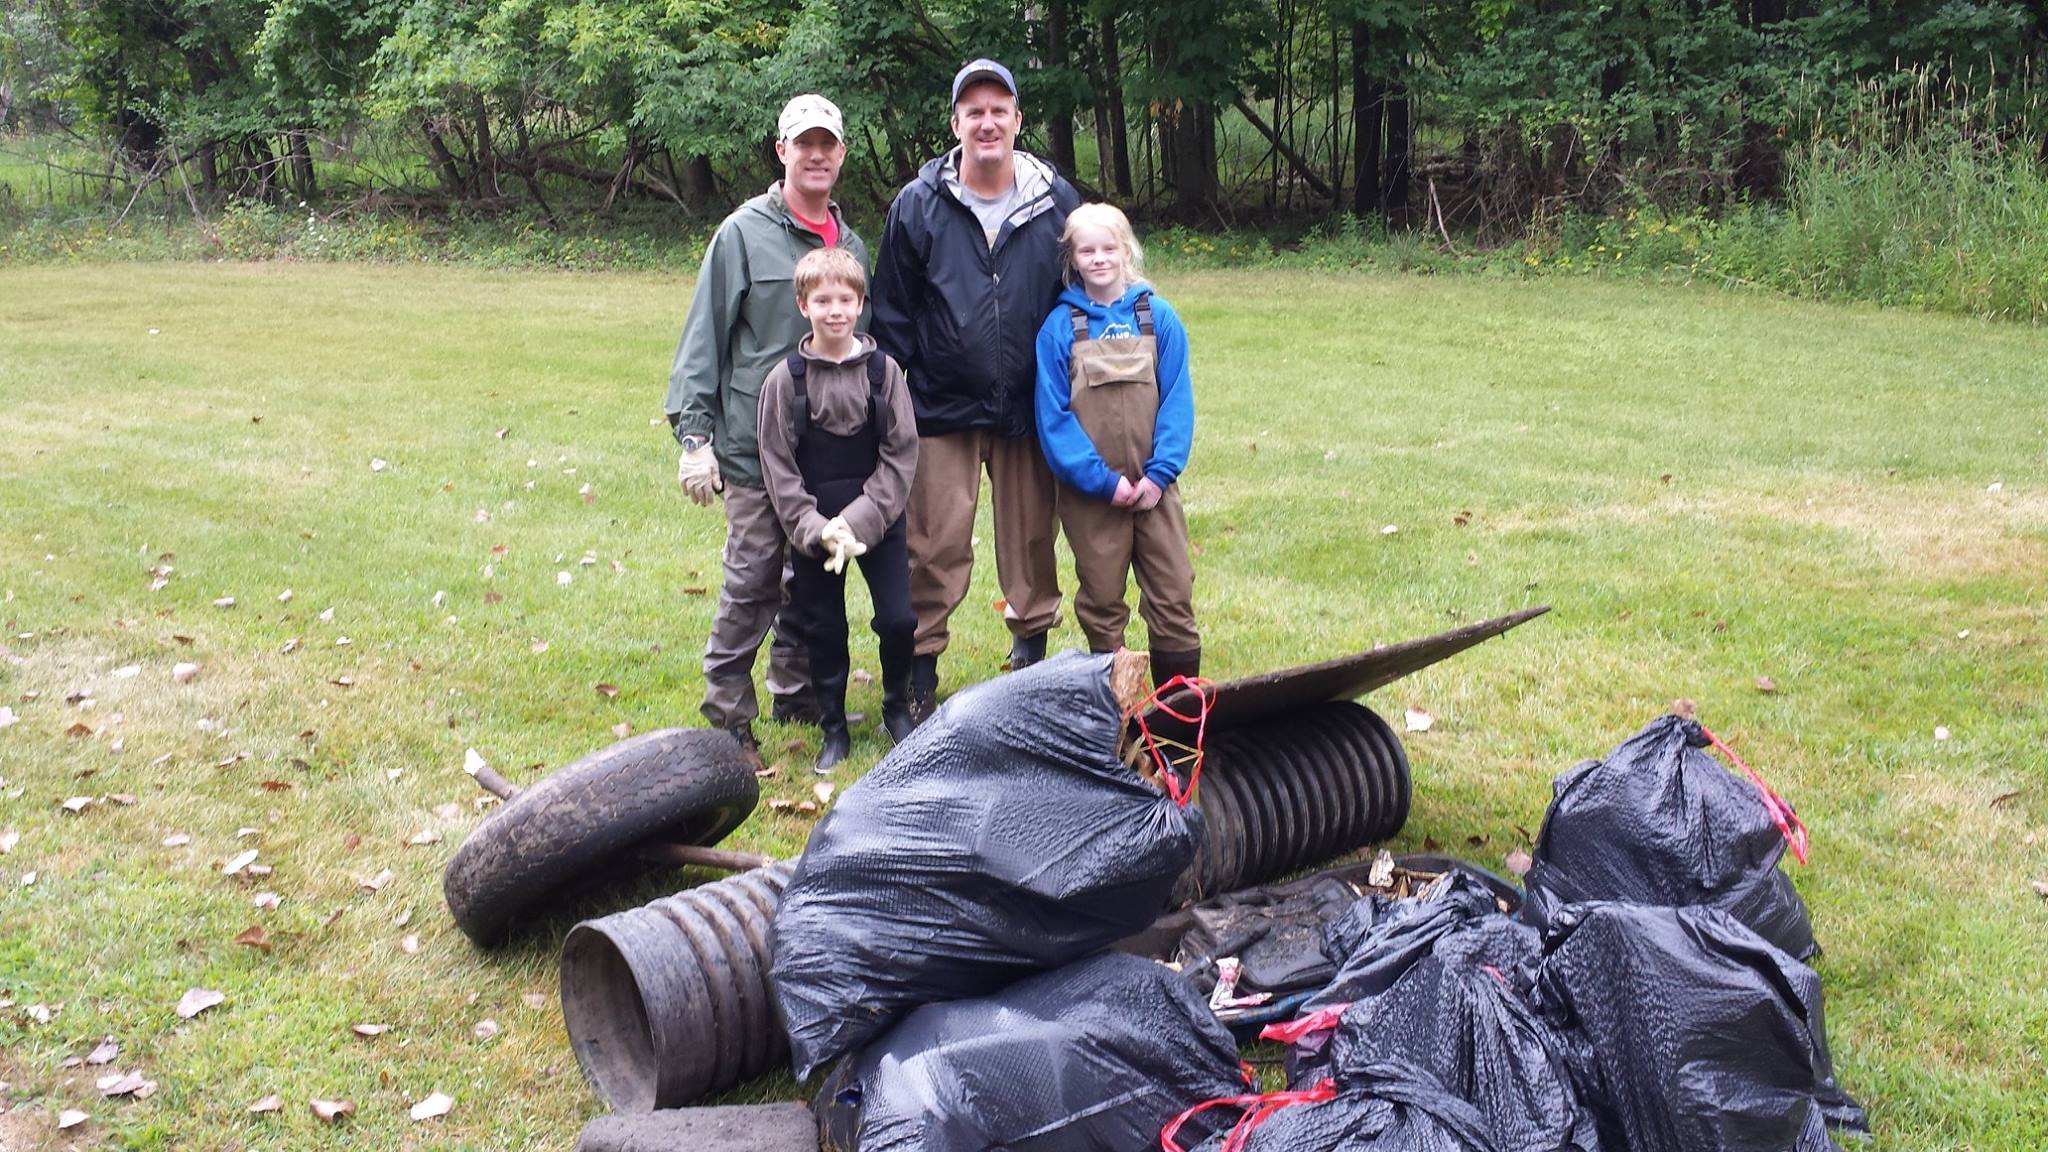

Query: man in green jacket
<box><xmin>665</xmin><ymin>94</ymin><xmax>868</xmax><ymax>767</ymax></box>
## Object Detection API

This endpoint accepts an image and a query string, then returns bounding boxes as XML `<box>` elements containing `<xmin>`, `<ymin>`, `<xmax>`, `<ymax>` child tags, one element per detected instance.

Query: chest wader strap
<box><xmin>1066</xmin><ymin>292</ymin><xmax>1157</xmax><ymax>343</ymax></box>
<box><xmin>786</xmin><ymin>352</ymin><xmax>891</xmax><ymax>442</ymax></box>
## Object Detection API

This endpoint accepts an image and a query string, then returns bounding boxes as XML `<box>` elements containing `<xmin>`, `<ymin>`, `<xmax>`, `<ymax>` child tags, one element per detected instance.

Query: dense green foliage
<box><xmin>3</xmin><ymin>0</ymin><xmax>2044</xmax><ymax>225</ymax></box>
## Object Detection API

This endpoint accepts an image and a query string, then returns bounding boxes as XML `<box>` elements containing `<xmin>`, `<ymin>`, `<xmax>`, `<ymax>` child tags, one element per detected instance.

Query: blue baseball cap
<box><xmin>951</xmin><ymin>58</ymin><xmax>1018</xmax><ymax>104</ymax></box>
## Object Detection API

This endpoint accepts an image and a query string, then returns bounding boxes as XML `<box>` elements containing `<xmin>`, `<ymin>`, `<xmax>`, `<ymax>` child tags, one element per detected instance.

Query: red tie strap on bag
<box><xmin>1161</xmin><ymin>1079</ymin><xmax>1341</xmax><ymax>1152</ymax></box>
<box><xmin>1699</xmin><ymin>725</ymin><xmax>1810</xmax><ymax>865</ymax></box>
<box><xmin>1131</xmin><ymin>675</ymin><xmax>1217</xmax><ymax>807</ymax></box>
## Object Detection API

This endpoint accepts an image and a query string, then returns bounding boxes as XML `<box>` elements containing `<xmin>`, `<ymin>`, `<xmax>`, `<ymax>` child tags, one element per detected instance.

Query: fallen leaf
<box><xmin>162</xmin><ymin>833</ymin><xmax>190</xmax><ymax>848</ymax></box>
<box><xmin>175</xmin><ymin>987</ymin><xmax>225</xmax><ymax>1019</ymax></box>
<box><xmin>393</xmin><ymin>907</ymin><xmax>412</xmax><ymax>927</ymax></box>
<box><xmin>1935</xmin><ymin>726</ymin><xmax>1952</xmax><ymax>742</ymax></box>
<box><xmin>85</xmin><ymin>1037</ymin><xmax>118</xmax><ymax>1065</ymax></box>
<box><xmin>318</xmin><ymin>607</ymin><xmax>334</xmax><ymax>621</ymax></box>
<box><xmin>277</xmin><ymin>588</ymin><xmax>293</xmax><ymax>603</ymax></box>
<box><xmin>58</xmin><ymin>1109</ymin><xmax>89</xmax><ymax>1129</ymax></box>
<box><xmin>1403</xmin><ymin>707</ymin><xmax>1435</xmax><ymax>733</ymax></box>
<box><xmin>473</xmin><ymin>1019</ymin><xmax>500</xmax><ymax>1040</ymax></box>
<box><xmin>768</xmin><ymin>798</ymin><xmax>793</xmax><ymax>813</ymax></box>
<box><xmin>410</xmin><ymin>1092</ymin><xmax>454</xmax><ymax>1121</ymax></box>
<box><xmin>796</xmin><ymin>800</ymin><xmax>820</xmax><ymax>816</ymax></box>
<box><xmin>111</xmin><ymin>664</ymin><xmax>141</xmax><ymax>679</ymax></box>
<box><xmin>530</xmin><ymin>639</ymin><xmax>550</xmax><ymax>654</ymax></box>
<box><xmin>234</xmin><ymin>925</ymin><xmax>270</xmax><ymax>953</ymax></box>
<box><xmin>682</xmin><ymin>586</ymin><xmax>707</xmax><ymax>596</ymax></box>
<box><xmin>431</xmin><ymin>590</ymin><xmax>446</xmax><ymax>610</ymax></box>
<box><xmin>321</xmin><ymin>907</ymin><xmax>345</xmax><ymax>928</ymax></box>
<box><xmin>0</xmin><ymin>830</ymin><xmax>16</xmax><ymax>853</ymax></box>
<box><xmin>248</xmin><ymin>1094</ymin><xmax>282</xmax><ymax>1113</ymax></box>
<box><xmin>432</xmin><ymin>802</ymin><xmax>461</xmax><ymax>820</ymax></box>
<box><xmin>2031</xmin><ymin>880</ymin><xmax>2048</xmax><ymax>899</ymax></box>
<box><xmin>334</xmin><ymin>636</ymin><xmax>351</xmax><ymax>647</ymax></box>
<box><xmin>369</xmin><ymin>457</ymin><xmax>388</xmax><ymax>473</ymax></box>
<box><xmin>212</xmin><ymin>596</ymin><xmax>236</xmax><ymax>609</ymax></box>
<box><xmin>1755</xmin><ymin>675</ymin><xmax>1778</xmax><ymax>693</ymax></box>
<box><xmin>259</xmin><ymin>780</ymin><xmax>291</xmax><ymax>792</ymax></box>
<box><xmin>1452</xmin><ymin>510</ymin><xmax>1472</xmax><ymax>527</ymax></box>
<box><xmin>107</xmin><ymin>792</ymin><xmax>135</xmax><ymax>805</ymax></box>
<box><xmin>814</xmin><ymin>782</ymin><xmax>836</xmax><ymax>804</ymax></box>
<box><xmin>399</xmin><ymin>934</ymin><xmax>420</xmax><ymax>954</ymax></box>
<box><xmin>350</xmin><ymin>1023</ymin><xmax>388</xmax><ymax>1037</ymax></box>
<box><xmin>24</xmin><ymin>1003</ymin><xmax>54</xmax><ymax>1024</ymax></box>
<box><xmin>361</xmin><ymin>868</ymin><xmax>394</xmax><ymax>892</ymax></box>
<box><xmin>611</xmin><ymin>721</ymin><xmax>632</xmax><ymax>738</ymax></box>
<box><xmin>98</xmin><ymin>1071</ymin><xmax>154</xmax><ymax>1098</ymax></box>
<box><xmin>21</xmin><ymin>871</ymin><xmax>38</xmax><ymax>887</ymax></box>
<box><xmin>594</xmin><ymin>682</ymin><xmax>619</xmax><ymax>699</ymax></box>
<box><xmin>406</xmin><ymin>830</ymin><xmax>441</xmax><ymax>847</ymax></box>
<box><xmin>1380</xmin><ymin>524</ymin><xmax>1398</xmax><ymax>535</ymax></box>
<box><xmin>246</xmin><ymin>863</ymin><xmax>272</xmax><ymax>876</ymax></box>
<box><xmin>222</xmin><ymin>849</ymin><xmax>258</xmax><ymax>875</ymax></box>
<box><xmin>310</xmin><ymin>1097</ymin><xmax>355</xmax><ymax>1122</ymax></box>
<box><xmin>253</xmin><ymin>892</ymin><xmax>281</xmax><ymax>909</ymax></box>
<box><xmin>61</xmin><ymin>795</ymin><xmax>93</xmax><ymax>812</ymax></box>
<box><xmin>0</xmin><ymin>706</ymin><xmax>14</xmax><ymax>728</ymax></box>
<box><xmin>1505</xmin><ymin>848</ymin><xmax>1534</xmax><ymax>878</ymax></box>
<box><xmin>65</xmin><ymin>723</ymin><xmax>94</xmax><ymax>739</ymax></box>
<box><xmin>387</xmin><ymin>767</ymin><xmax>403</xmax><ymax>781</ymax></box>
<box><xmin>495</xmin><ymin>427</ymin><xmax>509</xmax><ymax>439</ymax></box>
<box><xmin>279</xmin><ymin>638</ymin><xmax>300</xmax><ymax>655</ymax></box>
<box><xmin>557</xmin><ymin>571</ymin><xmax>573</xmax><ymax>586</ymax></box>
<box><xmin>522</xmin><ymin>993</ymin><xmax>548</xmax><ymax>1010</ymax></box>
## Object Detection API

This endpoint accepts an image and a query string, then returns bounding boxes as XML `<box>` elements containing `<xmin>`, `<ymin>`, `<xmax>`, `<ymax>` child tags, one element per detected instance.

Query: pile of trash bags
<box><xmin>768</xmin><ymin>659</ymin><xmax>1866</xmax><ymax>1152</ymax></box>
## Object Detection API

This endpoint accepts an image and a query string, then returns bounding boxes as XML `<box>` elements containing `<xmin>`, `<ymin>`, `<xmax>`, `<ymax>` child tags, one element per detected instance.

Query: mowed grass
<box><xmin>0</xmin><ymin>262</ymin><xmax>2044</xmax><ymax>1149</ymax></box>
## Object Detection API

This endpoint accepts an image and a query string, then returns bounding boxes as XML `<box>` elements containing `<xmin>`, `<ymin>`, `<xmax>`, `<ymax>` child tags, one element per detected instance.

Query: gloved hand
<box><xmin>821</xmin><ymin>516</ymin><xmax>867</xmax><ymax>575</ymax></box>
<box><xmin>1111</xmin><ymin>476</ymin><xmax>1139</xmax><ymax>508</ymax></box>
<box><xmin>677</xmin><ymin>439</ymin><xmax>722</xmax><ymax>506</ymax></box>
<box><xmin>1132</xmin><ymin>477</ymin><xmax>1164</xmax><ymax>511</ymax></box>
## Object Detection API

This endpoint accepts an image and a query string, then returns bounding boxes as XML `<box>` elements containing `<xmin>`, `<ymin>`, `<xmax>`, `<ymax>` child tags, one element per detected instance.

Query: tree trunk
<box><xmin>1351</xmin><ymin>21</ymin><xmax>1384</xmax><ymax>217</ymax></box>
<box><xmin>288</xmin><ymin>132</ymin><xmax>316</xmax><ymax>199</ymax></box>
<box><xmin>1382</xmin><ymin>85</ymin><xmax>1411</xmax><ymax>212</ymax></box>
<box><xmin>471</xmin><ymin>96</ymin><xmax>499</xmax><ymax>197</ymax></box>
<box><xmin>198</xmin><ymin>142</ymin><xmax>219</xmax><ymax>194</ymax></box>
<box><xmin>422</xmin><ymin>121</ymin><xmax>466</xmax><ymax>197</ymax></box>
<box><xmin>1046</xmin><ymin>0</ymin><xmax>1077</xmax><ymax>174</ymax></box>
<box><xmin>684</xmin><ymin>154</ymin><xmax>717</xmax><ymax>203</ymax></box>
<box><xmin>1100</xmin><ymin>12</ymin><xmax>1132</xmax><ymax>195</ymax></box>
<box><xmin>1160</xmin><ymin>98</ymin><xmax>1218</xmax><ymax>220</ymax></box>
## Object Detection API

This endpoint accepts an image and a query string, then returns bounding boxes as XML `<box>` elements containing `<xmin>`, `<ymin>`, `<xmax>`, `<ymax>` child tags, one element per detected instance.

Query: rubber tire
<box><xmin>443</xmin><ymin>728</ymin><xmax>759</xmax><ymax>946</ymax></box>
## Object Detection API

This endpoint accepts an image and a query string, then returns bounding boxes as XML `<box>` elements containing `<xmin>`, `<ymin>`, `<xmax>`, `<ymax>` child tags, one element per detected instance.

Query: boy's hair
<box><xmin>1059</xmin><ymin>202</ymin><xmax>1146</xmax><ymax>287</ymax></box>
<box><xmin>794</xmin><ymin>246</ymin><xmax>867</xmax><ymax>301</ymax></box>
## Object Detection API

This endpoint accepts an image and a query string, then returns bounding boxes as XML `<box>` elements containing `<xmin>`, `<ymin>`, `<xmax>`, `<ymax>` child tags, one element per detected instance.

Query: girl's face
<box><xmin>1070</xmin><ymin>225</ymin><xmax>1128</xmax><ymax>295</ymax></box>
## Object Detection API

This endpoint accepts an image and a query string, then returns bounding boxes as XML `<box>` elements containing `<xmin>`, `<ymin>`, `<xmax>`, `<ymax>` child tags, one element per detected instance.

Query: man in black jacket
<box><xmin>871</xmin><ymin>58</ymin><xmax>1083</xmax><ymax>721</ymax></box>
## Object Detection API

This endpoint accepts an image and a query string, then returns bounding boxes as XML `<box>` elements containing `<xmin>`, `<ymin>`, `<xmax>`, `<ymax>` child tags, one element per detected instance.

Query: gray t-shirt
<box><xmin>958</xmin><ymin>181</ymin><xmax>1027</xmax><ymax>248</ymax></box>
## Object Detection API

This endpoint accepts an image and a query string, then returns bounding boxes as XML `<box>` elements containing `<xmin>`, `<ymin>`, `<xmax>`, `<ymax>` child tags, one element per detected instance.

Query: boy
<box><xmin>757</xmin><ymin>248</ymin><xmax>920</xmax><ymax>773</ymax></box>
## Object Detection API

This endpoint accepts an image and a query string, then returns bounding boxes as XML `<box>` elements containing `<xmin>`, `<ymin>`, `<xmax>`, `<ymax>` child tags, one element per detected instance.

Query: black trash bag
<box><xmin>1533</xmin><ymin>903</ymin><xmax>1868</xmax><ymax>1152</ymax></box>
<box><xmin>1174</xmin><ymin>1062</ymin><xmax>1500</xmax><ymax>1152</ymax></box>
<box><xmin>771</xmin><ymin>652</ymin><xmax>1204</xmax><ymax>1079</ymax></box>
<box><xmin>1168</xmin><ymin>873</ymin><xmax>1360</xmax><ymax>999</ymax></box>
<box><xmin>1318</xmin><ymin>952</ymin><xmax>1599</xmax><ymax>1152</ymax></box>
<box><xmin>1305</xmin><ymin>871</ymin><xmax>1510</xmax><ymax>1012</ymax></box>
<box><xmin>1286</xmin><ymin>908</ymin><xmax>1542</xmax><ymax>1090</ymax></box>
<box><xmin>1522</xmin><ymin>714</ymin><xmax>1816</xmax><ymax>960</ymax></box>
<box><xmin>816</xmin><ymin>952</ymin><xmax>1247</xmax><ymax>1152</ymax></box>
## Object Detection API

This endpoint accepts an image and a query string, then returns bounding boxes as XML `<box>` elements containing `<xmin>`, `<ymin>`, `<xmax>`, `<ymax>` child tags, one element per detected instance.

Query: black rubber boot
<box><xmin>879</xmin><ymin>634</ymin><xmax>916</xmax><ymax>745</ymax></box>
<box><xmin>908</xmin><ymin>654</ymin><xmax>940</xmax><ymax>727</ymax></box>
<box><xmin>770</xmin><ymin>694</ymin><xmax>820</xmax><ymax>726</ymax></box>
<box><xmin>1008</xmin><ymin>631</ymin><xmax>1049</xmax><ymax>671</ymax></box>
<box><xmin>1150</xmin><ymin>645</ymin><xmax>1202</xmax><ymax>689</ymax></box>
<box><xmin>813</xmin><ymin>666</ymin><xmax>851</xmax><ymax>776</ymax></box>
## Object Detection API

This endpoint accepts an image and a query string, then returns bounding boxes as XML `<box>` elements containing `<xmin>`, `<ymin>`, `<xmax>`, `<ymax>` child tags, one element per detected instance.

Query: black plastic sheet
<box><xmin>1521</xmin><ymin>714</ymin><xmax>1816</xmax><ymax>959</ymax></box>
<box><xmin>770</xmin><ymin>652</ymin><xmax>1203</xmax><ymax>1079</ymax></box>
<box><xmin>1177</xmin><ymin>1062</ymin><xmax>1501</xmax><ymax>1152</ymax></box>
<box><xmin>817</xmin><ymin>952</ymin><xmax>1245</xmax><ymax>1152</ymax></box>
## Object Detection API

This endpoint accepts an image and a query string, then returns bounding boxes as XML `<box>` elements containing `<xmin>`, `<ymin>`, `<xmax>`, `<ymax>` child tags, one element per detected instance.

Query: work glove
<box><xmin>677</xmin><ymin>439</ymin><xmax>721</xmax><ymax>506</ymax></box>
<box><xmin>1132</xmin><ymin>477</ymin><xmax>1164</xmax><ymax>512</ymax></box>
<box><xmin>821</xmin><ymin>516</ymin><xmax>867</xmax><ymax>575</ymax></box>
<box><xmin>1111</xmin><ymin>476</ymin><xmax>1139</xmax><ymax>508</ymax></box>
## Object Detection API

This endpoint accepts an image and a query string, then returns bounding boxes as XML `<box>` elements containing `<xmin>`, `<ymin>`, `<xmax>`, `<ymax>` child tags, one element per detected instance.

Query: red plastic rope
<box><xmin>1131</xmin><ymin>675</ymin><xmax>1216</xmax><ymax>808</ymax></box>
<box><xmin>1699</xmin><ymin>724</ymin><xmax>1810</xmax><ymax>865</ymax></box>
<box><xmin>1257</xmin><ymin>1003</ymin><xmax>1349</xmax><ymax>1046</ymax></box>
<box><xmin>1161</xmin><ymin>1079</ymin><xmax>1339</xmax><ymax>1152</ymax></box>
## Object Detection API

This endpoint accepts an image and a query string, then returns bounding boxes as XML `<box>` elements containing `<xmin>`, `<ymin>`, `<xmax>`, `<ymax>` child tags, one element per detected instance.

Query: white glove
<box><xmin>821</xmin><ymin>516</ymin><xmax>867</xmax><ymax>575</ymax></box>
<box><xmin>677</xmin><ymin>439</ymin><xmax>721</xmax><ymax>506</ymax></box>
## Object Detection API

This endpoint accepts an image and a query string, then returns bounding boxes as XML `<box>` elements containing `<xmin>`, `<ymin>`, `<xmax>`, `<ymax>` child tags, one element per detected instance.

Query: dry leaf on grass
<box><xmin>521</xmin><ymin>993</ymin><xmax>548</xmax><ymax>1010</ymax></box>
<box><xmin>64</xmin><ymin>724</ymin><xmax>93</xmax><ymax>739</ymax></box>
<box><xmin>222</xmin><ymin>849</ymin><xmax>258</xmax><ymax>875</ymax></box>
<box><xmin>360</xmin><ymin>868</ymin><xmax>394</xmax><ymax>892</ymax></box>
<box><xmin>212</xmin><ymin>596</ymin><xmax>236</xmax><ymax>609</ymax></box>
<box><xmin>277</xmin><ymin>589</ymin><xmax>293</xmax><ymax>603</ymax></box>
<box><xmin>0</xmin><ymin>706</ymin><xmax>14</xmax><ymax>729</ymax></box>
<box><xmin>1755</xmin><ymin>676</ymin><xmax>1778</xmax><ymax>693</ymax></box>
<box><xmin>813</xmin><ymin>782</ymin><xmax>835</xmax><ymax>804</ymax></box>
<box><xmin>248</xmin><ymin>1094</ymin><xmax>282</xmax><ymax>1113</ymax></box>
<box><xmin>309</xmin><ymin>1097</ymin><xmax>355</xmax><ymax>1122</ymax></box>
<box><xmin>399</xmin><ymin>934</ymin><xmax>420</xmax><ymax>954</ymax></box>
<box><xmin>611</xmin><ymin>722</ymin><xmax>632</xmax><ymax>738</ymax></box>
<box><xmin>1504</xmin><ymin>848</ymin><xmax>1534</xmax><ymax>878</ymax></box>
<box><xmin>61</xmin><ymin>795</ymin><xmax>93</xmax><ymax>812</ymax></box>
<box><xmin>393</xmin><ymin>908</ymin><xmax>412</xmax><ymax>928</ymax></box>
<box><xmin>85</xmin><ymin>1037</ymin><xmax>118</xmax><ymax>1065</ymax></box>
<box><xmin>174</xmin><ymin>988</ymin><xmax>224</xmax><ymax>1019</ymax></box>
<box><xmin>233</xmin><ymin>925</ymin><xmax>270</xmax><ymax>952</ymax></box>
<box><xmin>58</xmin><ymin>1109</ymin><xmax>89</xmax><ymax>1129</ymax></box>
<box><xmin>97</xmin><ymin>1071</ymin><xmax>155</xmax><ymax>1098</ymax></box>
<box><xmin>463</xmin><ymin>747</ymin><xmax>487</xmax><ymax>775</ymax></box>
<box><xmin>350</xmin><ymin>1023</ymin><xmax>388</xmax><ymax>1038</ymax></box>
<box><xmin>0</xmin><ymin>830</ymin><xmax>16</xmax><ymax>854</ymax></box>
<box><xmin>406</xmin><ymin>830</ymin><xmax>441</xmax><ymax>847</ymax></box>
<box><xmin>594</xmin><ymin>682</ymin><xmax>619</xmax><ymax>698</ymax></box>
<box><xmin>410</xmin><ymin>1092</ymin><xmax>454</xmax><ymax>1121</ymax></box>
<box><xmin>2030</xmin><ymin>880</ymin><xmax>2048</xmax><ymax>899</ymax></box>
<box><xmin>473</xmin><ymin>1019</ymin><xmax>499</xmax><ymax>1040</ymax></box>
<box><xmin>112</xmin><ymin>664</ymin><xmax>140</xmax><ymax>679</ymax></box>
<box><xmin>253</xmin><ymin>892</ymin><xmax>281</xmax><ymax>909</ymax></box>
<box><xmin>1935</xmin><ymin>726</ymin><xmax>1952</xmax><ymax>741</ymax></box>
<box><xmin>1403</xmin><ymin>707</ymin><xmax>1435</xmax><ymax>733</ymax></box>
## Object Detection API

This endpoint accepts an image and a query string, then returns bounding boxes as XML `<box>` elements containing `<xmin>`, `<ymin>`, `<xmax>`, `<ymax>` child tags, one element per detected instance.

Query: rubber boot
<box><xmin>1150</xmin><ymin>645</ymin><xmax>1202</xmax><ymax>690</ymax></box>
<box><xmin>908</xmin><ymin>654</ymin><xmax>940</xmax><ymax>728</ymax></box>
<box><xmin>725</xmin><ymin>721</ymin><xmax>764</xmax><ymax>775</ymax></box>
<box><xmin>770</xmin><ymin>693</ymin><xmax>821</xmax><ymax>726</ymax></box>
<box><xmin>813</xmin><ymin>665</ymin><xmax>851</xmax><ymax>775</ymax></box>
<box><xmin>879</xmin><ymin>633</ymin><xmax>916</xmax><ymax>745</ymax></box>
<box><xmin>1008</xmin><ymin>631</ymin><xmax>1048</xmax><ymax>671</ymax></box>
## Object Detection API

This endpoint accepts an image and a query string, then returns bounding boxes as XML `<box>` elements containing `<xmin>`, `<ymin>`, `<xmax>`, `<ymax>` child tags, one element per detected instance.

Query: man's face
<box><xmin>798</xmin><ymin>282</ymin><xmax>863</xmax><ymax>344</ymax></box>
<box><xmin>951</xmin><ymin>82</ymin><xmax>1021</xmax><ymax>168</ymax></box>
<box><xmin>776</xmin><ymin>127</ymin><xmax>845</xmax><ymax>199</ymax></box>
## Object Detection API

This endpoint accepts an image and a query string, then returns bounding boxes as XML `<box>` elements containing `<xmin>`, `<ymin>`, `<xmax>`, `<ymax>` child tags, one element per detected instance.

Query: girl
<box><xmin>1033</xmin><ymin>203</ymin><xmax>1200</xmax><ymax>687</ymax></box>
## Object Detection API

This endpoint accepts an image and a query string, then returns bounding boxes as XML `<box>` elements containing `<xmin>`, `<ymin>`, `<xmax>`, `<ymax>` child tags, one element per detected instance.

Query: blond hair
<box><xmin>793</xmin><ymin>246</ymin><xmax>867</xmax><ymax>302</ymax></box>
<box><xmin>1059</xmin><ymin>202</ymin><xmax>1147</xmax><ymax>288</ymax></box>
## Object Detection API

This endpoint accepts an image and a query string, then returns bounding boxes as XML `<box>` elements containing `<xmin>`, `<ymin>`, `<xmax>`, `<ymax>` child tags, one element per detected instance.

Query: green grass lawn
<box><xmin>0</xmin><ymin>262</ymin><xmax>2043</xmax><ymax>1149</ymax></box>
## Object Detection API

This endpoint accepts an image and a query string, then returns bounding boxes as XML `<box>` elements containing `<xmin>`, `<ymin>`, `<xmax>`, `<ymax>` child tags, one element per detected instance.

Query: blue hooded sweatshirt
<box><xmin>1033</xmin><ymin>282</ymin><xmax>1194</xmax><ymax>502</ymax></box>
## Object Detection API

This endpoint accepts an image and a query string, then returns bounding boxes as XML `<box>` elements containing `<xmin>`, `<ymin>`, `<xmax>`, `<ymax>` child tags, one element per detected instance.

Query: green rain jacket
<box><xmin>664</xmin><ymin>183</ymin><xmax>868</xmax><ymax>490</ymax></box>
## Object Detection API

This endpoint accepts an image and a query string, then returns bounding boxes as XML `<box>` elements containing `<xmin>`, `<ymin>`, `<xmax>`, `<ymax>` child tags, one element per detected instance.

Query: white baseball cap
<box><xmin>778</xmin><ymin>94</ymin><xmax>845</xmax><ymax>143</ymax></box>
